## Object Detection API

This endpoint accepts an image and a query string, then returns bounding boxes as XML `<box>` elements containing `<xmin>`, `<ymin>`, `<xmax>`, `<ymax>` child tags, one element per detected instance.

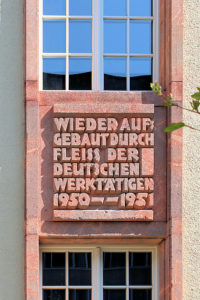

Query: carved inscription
<box><xmin>53</xmin><ymin>115</ymin><xmax>154</xmax><ymax>221</ymax></box>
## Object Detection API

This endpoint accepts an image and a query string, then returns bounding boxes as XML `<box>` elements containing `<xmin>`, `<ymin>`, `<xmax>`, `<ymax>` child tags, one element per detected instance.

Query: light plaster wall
<box><xmin>183</xmin><ymin>0</ymin><xmax>200</xmax><ymax>299</ymax></box>
<box><xmin>0</xmin><ymin>0</ymin><xmax>24</xmax><ymax>299</ymax></box>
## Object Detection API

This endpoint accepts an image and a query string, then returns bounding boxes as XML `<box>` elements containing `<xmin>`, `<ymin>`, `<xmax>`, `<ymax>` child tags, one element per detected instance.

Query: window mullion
<box><xmin>39</xmin><ymin>0</ymin><xmax>43</xmax><ymax>91</ymax></box>
<box><xmin>127</xmin><ymin>22</ymin><xmax>130</xmax><ymax>91</ymax></box>
<box><xmin>98</xmin><ymin>0</ymin><xmax>104</xmax><ymax>90</ymax></box>
<box><xmin>66</xmin><ymin>251</ymin><xmax>68</xmax><ymax>300</ymax></box>
<box><xmin>93</xmin><ymin>0</ymin><xmax>97</xmax><ymax>90</ymax></box>
<box><xmin>127</xmin><ymin>0</ymin><xmax>130</xmax><ymax>91</ymax></box>
<box><xmin>126</xmin><ymin>250</ymin><xmax>129</xmax><ymax>300</ymax></box>
<box><xmin>65</xmin><ymin>0</ymin><xmax>69</xmax><ymax>90</ymax></box>
<box><xmin>93</xmin><ymin>248</ymin><xmax>101</xmax><ymax>300</ymax></box>
<box><xmin>153</xmin><ymin>0</ymin><xmax>159</xmax><ymax>83</ymax></box>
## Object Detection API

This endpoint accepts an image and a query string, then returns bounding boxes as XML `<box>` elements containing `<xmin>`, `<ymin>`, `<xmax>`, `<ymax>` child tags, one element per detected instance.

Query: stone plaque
<box><xmin>52</xmin><ymin>104</ymin><xmax>154</xmax><ymax>221</ymax></box>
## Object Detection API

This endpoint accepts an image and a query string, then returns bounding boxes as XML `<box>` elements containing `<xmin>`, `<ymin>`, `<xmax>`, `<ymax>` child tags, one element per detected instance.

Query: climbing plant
<box><xmin>151</xmin><ymin>81</ymin><xmax>200</xmax><ymax>132</ymax></box>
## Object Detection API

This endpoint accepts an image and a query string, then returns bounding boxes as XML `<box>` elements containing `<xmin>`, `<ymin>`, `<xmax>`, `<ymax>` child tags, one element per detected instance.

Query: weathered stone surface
<box><xmin>52</xmin><ymin>105</ymin><xmax>154</xmax><ymax>221</ymax></box>
<box><xmin>53</xmin><ymin>210</ymin><xmax>153</xmax><ymax>221</ymax></box>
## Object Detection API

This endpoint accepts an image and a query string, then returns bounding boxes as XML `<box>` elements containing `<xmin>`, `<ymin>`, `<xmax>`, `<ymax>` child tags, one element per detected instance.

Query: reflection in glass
<box><xmin>104</xmin><ymin>0</ymin><xmax>127</xmax><ymax>16</ymax></box>
<box><xmin>43</xmin><ymin>20</ymin><xmax>66</xmax><ymax>53</ymax></box>
<box><xmin>130</xmin><ymin>57</ymin><xmax>152</xmax><ymax>90</ymax></box>
<box><xmin>69</xmin><ymin>253</ymin><xmax>91</xmax><ymax>285</ymax></box>
<box><xmin>43</xmin><ymin>290</ymin><xmax>65</xmax><ymax>300</ymax></box>
<box><xmin>69</xmin><ymin>57</ymin><xmax>92</xmax><ymax>90</ymax></box>
<box><xmin>43</xmin><ymin>57</ymin><xmax>66</xmax><ymax>90</ymax></box>
<box><xmin>104</xmin><ymin>57</ymin><xmax>126</xmax><ymax>91</ymax></box>
<box><xmin>69</xmin><ymin>20</ymin><xmax>92</xmax><ymax>53</ymax></box>
<box><xmin>130</xmin><ymin>20</ymin><xmax>152</xmax><ymax>54</ymax></box>
<box><xmin>69</xmin><ymin>0</ymin><xmax>92</xmax><ymax>16</ymax></box>
<box><xmin>129</xmin><ymin>252</ymin><xmax>152</xmax><ymax>285</ymax></box>
<box><xmin>104</xmin><ymin>20</ymin><xmax>127</xmax><ymax>53</ymax></box>
<box><xmin>130</xmin><ymin>0</ymin><xmax>152</xmax><ymax>17</ymax></box>
<box><xmin>103</xmin><ymin>289</ymin><xmax>126</xmax><ymax>300</ymax></box>
<box><xmin>103</xmin><ymin>252</ymin><xmax>126</xmax><ymax>285</ymax></box>
<box><xmin>69</xmin><ymin>289</ymin><xmax>91</xmax><ymax>300</ymax></box>
<box><xmin>129</xmin><ymin>289</ymin><xmax>152</xmax><ymax>300</ymax></box>
<box><xmin>43</xmin><ymin>0</ymin><xmax>66</xmax><ymax>15</ymax></box>
<box><xmin>42</xmin><ymin>253</ymin><xmax>65</xmax><ymax>285</ymax></box>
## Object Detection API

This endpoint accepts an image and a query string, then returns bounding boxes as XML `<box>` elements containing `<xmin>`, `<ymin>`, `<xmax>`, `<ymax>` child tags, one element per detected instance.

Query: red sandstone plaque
<box><xmin>52</xmin><ymin>104</ymin><xmax>154</xmax><ymax>221</ymax></box>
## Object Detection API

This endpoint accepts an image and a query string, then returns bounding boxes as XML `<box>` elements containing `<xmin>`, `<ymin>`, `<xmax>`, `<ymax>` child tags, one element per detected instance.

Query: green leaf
<box><xmin>164</xmin><ymin>100</ymin><xmax>174</xmax><ymax>107</ymax></box>
<box><xmin>191</xmin><ymin>92</ymin><xmax>200</xmax><ymax>100</ymax></box>
<box><xmin>197</xmin><ymin>88</ymin><xmax>200</xmax><ymax>92</ymax></box>
<box><xmin>150</xmin><ymin>83</ymin><xmax>154</xmax><ymax>91</ymax></box>
<box><xmin>164</xmin><ymin>122</ymin><xmax>185</xmax><ymax>132</ymax></box>
<box><xmin>164</xmin><ymin>94</ymin><xmax>175</xmax><ymax>106</ymax></box>
<box><xmin>190</xmin><ymin>100</ymin><xmax>200</xmax><ymax>111</ymax></box>
<box><xmin>150</xmin><ymin>81</ymin><xmax>162</xmax><ymax>96</ymax></box>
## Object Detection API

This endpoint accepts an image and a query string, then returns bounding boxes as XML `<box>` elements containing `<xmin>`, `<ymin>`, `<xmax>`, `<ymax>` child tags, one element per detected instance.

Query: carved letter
<box><xmin>107</xmin><ymin>148</ymin><xmax>116</xmax><ymax>162</ymax></box>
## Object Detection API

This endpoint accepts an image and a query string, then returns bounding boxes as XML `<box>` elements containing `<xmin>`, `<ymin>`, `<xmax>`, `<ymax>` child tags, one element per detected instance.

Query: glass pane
<box><xmin>69</xmin><ymin>20</ymin><xmax>92</xmax><ymax>53</ymax></box>
<box><xmin>129</xmin><ymin>289</ymin><xmax>152</xmax><ymax>300</ymax></box>
<box><xmin>130</xmin><ymin>0</ymin><xmax>152</xmax><ymax>17</ymax></box>
<box><xmin>104</xmin><ymin>290</ymin><xmax>126</xmax><ymax>300</ymax></box>
<box><xmin>104</xmin><ymin>20</ymin><xmax>127</xmax><ymax>53</ymax></box>
<box><xmin>43</xmin><ymin>0</ymin><xmax>66</xmax><ymax>15</ymax></box>
<box><xmin>69</xmin><ymin>253</ymin><xmax>91</xmax><ymax>285</ymax></box>
<box><xmin>69</xmin><ymin>57</ymin><xmax>92</xmax><ymax>90</ymax></box>
<box><xmin>103</xmin><ymin>252</ymin><xmax>126</xmax><ymax>285</ymax></box>
<box><xmin>130</xmin><ymin>57</ymin><xmax>152</xmax><ymax>90</ymax></box>
<box><xmin>43</xmin><ymin>253</ymin><xmax>65</xmax><ymax>286</ymax></box>
<box><xmin>130</xmin><ymin>20</ymin><xmax>152</xmax><ymax>54</ymax></box>
<box><xmin>43</xmin><ymin>20</ymin><xmax>66</xmax><ymax>53</ymax></box>
<box><xmin>129</xmin><ymin>252</ymin><xmax>152</xmax><ymax>285</ymax></box>
<box><xmin>43</xmin><ymin>290</ymin><xmax>65</xmax><ymax>300</ymax></box>
<box><xmin>69</xmin><ymin>0</ymin><xmax>92</xmax><ymax>16</ymax></box>
<box><xmin>104</xmin><ymin>57</ymin><xmax>126</xmax><ymax>91</ymax></box>
<box><xmin>69</xmin><ymin>290</ymin><xmax>91</xmax><ymax>300</ymax></box>
<box><xmin>43</xmin><ymin>57</ymin><xmax>66</xmax><ymax>90</ymax></box>
<box><xmin>104</xmin><ymin>0</ymin><xmax>127</xmax><ymax>16</ymax></box>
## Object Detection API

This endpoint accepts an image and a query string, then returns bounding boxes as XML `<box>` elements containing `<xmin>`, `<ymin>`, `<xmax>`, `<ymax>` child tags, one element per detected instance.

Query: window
<box><xmin>40</xmin><ymin>246</ymin><xmax>158</xmax><ymax>300</ymax></box>
<box><xmin>40</xmin><ymin>0</ymin><xmax>159</xmax><ymax>91</ymax></box>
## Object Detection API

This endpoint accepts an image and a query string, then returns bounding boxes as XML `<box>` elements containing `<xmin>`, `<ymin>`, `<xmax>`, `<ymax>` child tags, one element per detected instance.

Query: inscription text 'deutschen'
<box><xmin>53</xmin><ymin>115</ymin><xmax>154</xmax><ymax>221</ymax></box>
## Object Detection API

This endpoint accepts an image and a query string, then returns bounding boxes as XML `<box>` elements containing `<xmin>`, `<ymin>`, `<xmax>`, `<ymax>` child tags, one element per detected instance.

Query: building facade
<box><xmin>0</xmin><ymin>0</ymin><xmax>200</xmax><ymax>299</ymax></box>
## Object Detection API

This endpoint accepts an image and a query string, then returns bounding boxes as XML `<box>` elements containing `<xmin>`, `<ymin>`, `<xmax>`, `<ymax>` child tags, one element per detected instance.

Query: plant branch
<box><xmin>172</xmin><ymin>102</ymin><xmax>200</xmax><ymax>115</ymax></box>
<box><xmin>185</xmin><ymin>124</ymin><xmax>200</xmax><ymax>132</ymax></box>
<box><xmin>151</xmin><ymin>81</ymin><xmax>200</xmax><ymax>132</ymax></box>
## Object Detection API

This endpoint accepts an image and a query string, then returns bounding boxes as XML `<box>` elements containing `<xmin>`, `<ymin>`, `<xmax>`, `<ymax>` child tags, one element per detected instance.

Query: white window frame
<box><xmin>39</xmin><ymin>0</ymin><xmax>159</xmax><ymax>91</ymax></box>
<box><xmin>40</xmin><ymin>245</ymin><xmax>159</xmax><ymax>300</ymax></box>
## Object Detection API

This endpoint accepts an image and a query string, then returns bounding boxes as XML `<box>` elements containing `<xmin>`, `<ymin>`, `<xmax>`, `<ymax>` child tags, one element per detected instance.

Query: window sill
<box><xmin>38</xmin><ymin>90</ymin><xmax>162</xmax><ymax>106</ymax></box>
